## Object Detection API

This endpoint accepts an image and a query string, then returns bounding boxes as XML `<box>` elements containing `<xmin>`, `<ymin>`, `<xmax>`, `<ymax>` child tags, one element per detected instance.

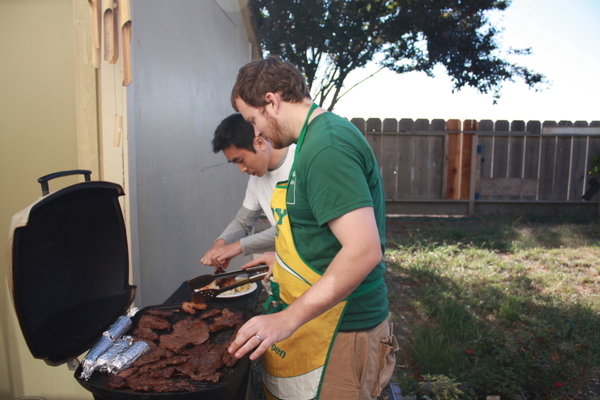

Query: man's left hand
<box><xmin>228</xmin><ymin>312</ymin><xmax>298</xmax><ymax>360</ymax></box>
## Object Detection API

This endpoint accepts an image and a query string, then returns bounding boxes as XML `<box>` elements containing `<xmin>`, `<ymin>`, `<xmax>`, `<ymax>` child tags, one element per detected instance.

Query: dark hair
<box><xmin>231</xmin><ymin>55</ymin><xmax>311</xmax><ymax>111</ymax></box>
<box><xmin>212</xmin><ymin>113</ymin><xmax>256</xmax><ymax>153</ymax></box>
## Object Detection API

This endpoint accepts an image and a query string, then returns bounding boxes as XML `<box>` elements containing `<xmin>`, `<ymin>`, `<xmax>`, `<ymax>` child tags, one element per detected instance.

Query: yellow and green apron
<box><xmin>261</xmin><ymin>104</ymin><xmax>381</xmax><ymax>400</ymax></box>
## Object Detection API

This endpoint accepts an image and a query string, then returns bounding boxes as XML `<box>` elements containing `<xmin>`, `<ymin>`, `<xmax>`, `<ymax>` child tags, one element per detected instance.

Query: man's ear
<box><xmin>254</xmin><ymin>135</ymin><xmax>267</xmax><ymax>151</ymax></box>
<box><xmin>265</xmin><ymin>92</ymin><xmax>280</xmax><ymax>114</ymax></box>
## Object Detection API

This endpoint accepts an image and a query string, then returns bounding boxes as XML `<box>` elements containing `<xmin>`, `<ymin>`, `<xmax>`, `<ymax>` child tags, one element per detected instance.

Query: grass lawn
<box><xmin>383</xmin><ymin>214</ymin><xmax>600</xmax><ymax>400</ymax></box>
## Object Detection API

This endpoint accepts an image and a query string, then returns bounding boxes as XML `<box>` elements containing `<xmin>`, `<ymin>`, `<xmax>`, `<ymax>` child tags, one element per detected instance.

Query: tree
<box><xmin>251</xmin><ymin>0</ymin><xmax>547</xmax><ymax>111</ymax></box>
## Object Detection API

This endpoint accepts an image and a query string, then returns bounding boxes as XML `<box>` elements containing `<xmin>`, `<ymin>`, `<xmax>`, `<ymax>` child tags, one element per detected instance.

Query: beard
<box><xmin>265</xmin><ymin>113</ymin><xmax>293</xmax><ymax>149</ymax></box>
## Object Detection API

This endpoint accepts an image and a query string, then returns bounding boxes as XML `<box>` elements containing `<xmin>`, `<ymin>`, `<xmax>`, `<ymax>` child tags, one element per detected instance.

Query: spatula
<box><xmin>191</xmin><ymin>272</ymin><xmax>268</xmax><ymax>303</ymax></box>
<box><xmin>187</xmin><ymin>264</ymin><xmax>268</xmax><ymax>290</ymax></box>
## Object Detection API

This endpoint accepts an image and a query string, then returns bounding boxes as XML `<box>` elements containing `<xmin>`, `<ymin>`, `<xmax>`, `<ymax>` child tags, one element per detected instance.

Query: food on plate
<box><xmin>214</xmin><ymin>266</ymin><xmax>236</xmax><ymax>287</ymax></box>
<box><xmin>228</xmin><ymin>282</ymin><xmax>252</xmax><ymax>294</ymax></box>
<box><xmin>196</xmin><ymin>267</ymin><xmax>255</xmax><ymax>296</ymax></box>
<box><xmin>200</xmin><ymin>279</ymin><xmax>253</xmax><ymax>296</ymax></box>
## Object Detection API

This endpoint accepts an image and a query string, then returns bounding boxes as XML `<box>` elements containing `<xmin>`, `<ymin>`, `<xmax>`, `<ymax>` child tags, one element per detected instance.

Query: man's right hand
<box><xmin>212</xmin><ymin>242</ymin><xmax>243</xmax><ymax>266</ymax></box>
<box><xmin>201</xmin><ymin>239</ymin><xmax>228</xmax><ymax>269</ymax></box>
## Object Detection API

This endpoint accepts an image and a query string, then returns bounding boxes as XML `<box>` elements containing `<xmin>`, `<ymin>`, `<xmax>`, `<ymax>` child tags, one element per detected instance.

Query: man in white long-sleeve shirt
<box><xmin>201</xmin><ymin>113</ymin><xmax>295</xmax><ymax>269</ymax></box>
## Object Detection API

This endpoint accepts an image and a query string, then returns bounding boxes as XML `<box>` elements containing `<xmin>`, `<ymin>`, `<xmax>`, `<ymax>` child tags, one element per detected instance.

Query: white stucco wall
<box><xmin>127</xmin><ymin>0</ymin><xmax>255</xmax><ymax>306</ymax></box>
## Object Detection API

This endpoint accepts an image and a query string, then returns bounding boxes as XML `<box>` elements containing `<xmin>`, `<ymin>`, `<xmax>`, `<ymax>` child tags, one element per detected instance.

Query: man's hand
<box><xmin>209</xmin><ymin>242</ymin><xmax>243</xmax><ymax>267</ymax></box>
<box><xmin>200</xmin><ymin>239</ymin><xmax>232</xmax><ymax>269</ymax></box>
<box><xmin>228</xmin><ymin>310</ymin><xmax>300</xmax><ymax>360</ymax></box>
<box><xmin>241</xmin><ymin>252</ymin><xmax>275</xmax><ymax>280</ymax></box>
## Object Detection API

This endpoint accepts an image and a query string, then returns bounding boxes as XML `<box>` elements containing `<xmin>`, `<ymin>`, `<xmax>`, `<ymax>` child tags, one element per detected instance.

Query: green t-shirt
<box><xmin>286</xmin><ymin>111</ymin><xmax>389</xmax><ymax>330</ymax></box>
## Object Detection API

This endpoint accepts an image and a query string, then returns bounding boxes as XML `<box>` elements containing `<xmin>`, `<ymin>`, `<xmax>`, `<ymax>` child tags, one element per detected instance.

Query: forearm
<box><xmin>239</xmin><ymin>226</ymin><xmax>276</xmax><ymax>255</ymax></box>
<box><xmin>217</xmin><ymin>207</ymin><xmax>262</xmax><ymax>244</ymax></box>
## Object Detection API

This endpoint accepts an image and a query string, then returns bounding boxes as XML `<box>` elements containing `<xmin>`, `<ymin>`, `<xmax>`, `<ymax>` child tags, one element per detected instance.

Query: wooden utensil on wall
<box><xmin>103</xmin><ymin>0</ymin><xmax>118</xmax><ymax>64</ymax></box>
<box><xmin>119</xmin><ymin>0</ymin><xmax>132</xmax><ymax>86</ymax></box>
<box><xmin>88</xmin><ymin>0</ymin><xmax>102</xmax><ymax>68</ymax></box>
<box><xmin>89</xmin><ymin>0</ymin><xmax>132</xmax><ymax>86</ymax></box>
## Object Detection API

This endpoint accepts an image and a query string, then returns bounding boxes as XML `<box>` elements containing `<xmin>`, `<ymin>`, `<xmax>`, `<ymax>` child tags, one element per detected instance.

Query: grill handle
<box><xmin>38</xmin><ymin>169</ymin><xmax>92</xmax><ymax>196</ymax></box>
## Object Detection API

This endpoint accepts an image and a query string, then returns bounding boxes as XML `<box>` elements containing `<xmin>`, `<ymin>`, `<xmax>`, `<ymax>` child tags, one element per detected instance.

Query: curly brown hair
<box><xmin>231</xmin><ymin>55</ymin><xmax>311</xmax><ymax>111</ymax></box>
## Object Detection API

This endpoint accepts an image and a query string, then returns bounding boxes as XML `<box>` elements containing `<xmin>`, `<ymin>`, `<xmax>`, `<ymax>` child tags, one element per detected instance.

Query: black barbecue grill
<box><xmin>8</xmin><ymin>170</ymin><xmax>257</xmax><ymax>400</ymax></box>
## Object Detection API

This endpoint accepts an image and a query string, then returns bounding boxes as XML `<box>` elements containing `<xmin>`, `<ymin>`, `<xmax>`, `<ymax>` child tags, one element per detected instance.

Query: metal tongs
<box><xmin>191</xmin><ymin>272</ymin><xmax>268</xmax><ymax>303</ymax></box>
<box><xmin>187</xmin><ymin>264</ymin><xmax>269</xmax><ymax>290</ymax></box>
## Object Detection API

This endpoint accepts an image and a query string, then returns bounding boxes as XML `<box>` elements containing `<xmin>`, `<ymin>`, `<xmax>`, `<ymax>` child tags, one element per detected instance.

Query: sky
<box><xmin>332</xmin><ymin>0</ymin><xmax>600</xmax><ymax>124</ymax></box>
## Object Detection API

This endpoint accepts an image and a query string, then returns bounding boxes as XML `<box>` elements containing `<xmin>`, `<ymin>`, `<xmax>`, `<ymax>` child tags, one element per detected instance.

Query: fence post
<box><xmin>592</xmin><ymin>122</ymin><xmax>600</xmax><ymax>215</ymax></box>
<box><xmin>446</xmin><ymin>119</ymin><xmax>461</xmax><ymax>200</ymax></box>
<box><xmin>477</xmin><ymin>121</ymin><xmax>494</xmax><ymax>200</ymax></box>
<box><xmin>465</xmin><ymin>120</ymin><xmax>479</xmax><ymax>216</ymax></box>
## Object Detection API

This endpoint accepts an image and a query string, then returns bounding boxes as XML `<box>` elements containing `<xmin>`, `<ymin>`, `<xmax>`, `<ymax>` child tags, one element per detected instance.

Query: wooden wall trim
<box><xmin>73</xmin><ymin>0</ymin><xmax>100</xmax><ymax>178</ymax></box>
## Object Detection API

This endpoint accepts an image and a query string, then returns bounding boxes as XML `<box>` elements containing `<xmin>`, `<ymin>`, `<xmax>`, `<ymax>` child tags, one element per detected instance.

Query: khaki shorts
<box><xmin>320</xmin><ymin>318</ymin><xmax>399</xmax><ymax>400</ymax></box>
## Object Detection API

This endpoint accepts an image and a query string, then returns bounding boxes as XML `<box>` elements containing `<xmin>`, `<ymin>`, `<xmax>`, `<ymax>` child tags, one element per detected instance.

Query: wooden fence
<box><xmin>350</xmin><ymin>118</ymin><xmax>600</xmax><ymax>217</ymax></box>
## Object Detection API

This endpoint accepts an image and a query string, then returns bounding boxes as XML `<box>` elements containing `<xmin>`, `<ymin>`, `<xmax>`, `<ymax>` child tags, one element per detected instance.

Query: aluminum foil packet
<box><xmin>96</xmin><ymin>336</ymin><xmax>135</xmax><ymax>373</ymax></box>
<box><xmin>105</xmin><ymin>307</ymin><xmax>139</xmax><ymax>341</ymax></box>
<box><xmin>79</xmin><ymin>307</ymin><xmax>139</xmax><ymax>380</ymax></box>
<box><xmin>106</xmin><ymin>340</ymin><xmax>151</xmax><ymax>375</ymax></box>
<box><xmin>79</xmin><ymin>335</ymin><xmax>114</xmax><ymax>380</ymax></box>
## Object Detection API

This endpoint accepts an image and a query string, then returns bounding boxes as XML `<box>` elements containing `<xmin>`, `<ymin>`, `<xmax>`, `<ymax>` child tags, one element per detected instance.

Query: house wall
<box><xmin>0</xmin><ymin>0</ymin><xmax>257</xmax><ymax>397</ymax></box>
<box><xmin>126</xmin><ymin>0</ymin><xmax>256</xmax><ymax>307</ymax></box>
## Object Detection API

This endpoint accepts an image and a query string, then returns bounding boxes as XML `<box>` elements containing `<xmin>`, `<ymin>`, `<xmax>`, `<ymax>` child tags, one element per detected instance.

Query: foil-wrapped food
<box><xmin>106</xmin><ymin>340</ymin><xmax>151</xmax><ymax>374</ymax></box>
<box><xmin>96</xmin><ymin>337</ymin><xmax>134</xmax><ymax>373</ymax></box>
<box><xmin>79</xmin><ymin>307</ymin><xmax>139</xmax><ymax>380</ymax></box>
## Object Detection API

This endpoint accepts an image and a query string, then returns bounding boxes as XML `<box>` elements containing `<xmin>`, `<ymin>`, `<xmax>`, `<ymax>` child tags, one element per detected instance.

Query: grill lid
<box><xmin>8</xmin><ymin>170</ymin><xmax>136</xmax><ymax>366</ymax></box>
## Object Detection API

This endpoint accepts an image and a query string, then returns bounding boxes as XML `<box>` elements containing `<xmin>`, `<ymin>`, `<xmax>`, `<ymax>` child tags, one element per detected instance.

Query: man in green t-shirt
<box><xmin>227</xmin><ymin>56</ymin><xmax>398</xmax><ymax>400</ymax></box>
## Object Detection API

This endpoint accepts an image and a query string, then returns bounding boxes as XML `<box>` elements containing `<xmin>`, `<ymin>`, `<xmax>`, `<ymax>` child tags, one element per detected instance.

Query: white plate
<box><xmin>195</xmin><ymin>276</ymin><xmax>258</xmax><ymax>299</ymax></box>
<box><xmin>216</xmin><ymin>282</ymin><xmax>258</xmax><ymax>298</ymax></box>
